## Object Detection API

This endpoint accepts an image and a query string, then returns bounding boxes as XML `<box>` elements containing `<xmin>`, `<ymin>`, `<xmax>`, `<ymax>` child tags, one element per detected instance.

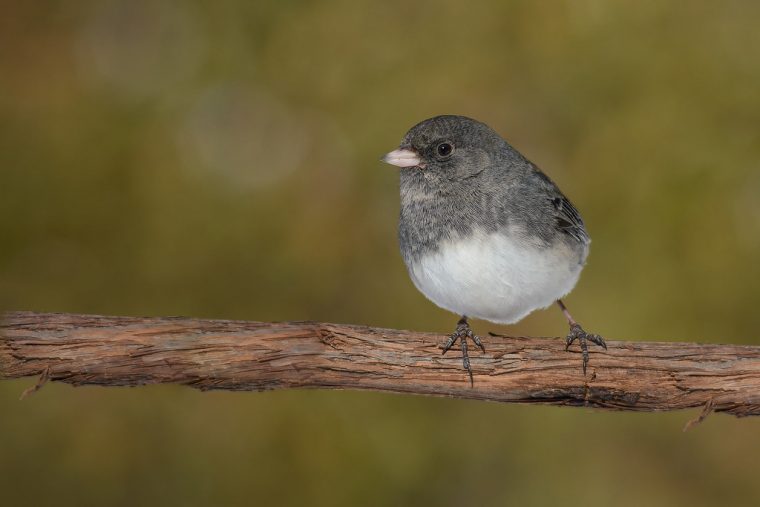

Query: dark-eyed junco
<box><xmin>382</xmin><ymin>115</ymin><xmax>605</xmax><ymax>383</ymax></box>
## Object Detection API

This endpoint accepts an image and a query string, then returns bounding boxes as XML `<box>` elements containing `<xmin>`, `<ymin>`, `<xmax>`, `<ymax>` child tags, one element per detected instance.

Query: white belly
<box><xmin>406</xmin><ymin>230</ymin><xmax>586</xmax><ymax>324</ymax></box>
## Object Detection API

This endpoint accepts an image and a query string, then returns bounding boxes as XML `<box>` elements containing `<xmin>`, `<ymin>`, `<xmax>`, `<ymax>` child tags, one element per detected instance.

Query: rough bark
<box><xmin>2</xmin><ymin>312</ymin><xmax>759</xmax><ymax>420</ymax></box>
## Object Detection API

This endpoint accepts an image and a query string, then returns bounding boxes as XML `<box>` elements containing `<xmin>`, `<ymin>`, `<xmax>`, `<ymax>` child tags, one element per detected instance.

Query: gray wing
<box><xmin>550</xmin><ymin>195</ymin><xmax>589</xmax><ymax>245</ymax></box>
<box><xmin>524</xmin><ymin>163</ymin><xmax>590</xmax><ymax>245</ymax></box>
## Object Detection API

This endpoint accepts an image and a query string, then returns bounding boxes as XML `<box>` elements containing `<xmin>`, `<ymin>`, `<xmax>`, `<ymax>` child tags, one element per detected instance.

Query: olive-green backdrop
<box><xmin>2</xmin><ymin>1</ymin><xmax>760</xmax><ymax>506</ymax></box>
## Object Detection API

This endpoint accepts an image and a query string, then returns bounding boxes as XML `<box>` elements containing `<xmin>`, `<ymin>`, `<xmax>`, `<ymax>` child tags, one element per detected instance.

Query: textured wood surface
<box><xmin>2</xmin><ymin>312</ymin><xmax>759</xmax><ymax>418</ymax></box>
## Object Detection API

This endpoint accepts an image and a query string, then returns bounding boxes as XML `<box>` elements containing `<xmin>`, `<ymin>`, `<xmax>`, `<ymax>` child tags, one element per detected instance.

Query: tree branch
<box><xmin>2</xmin><ymin>312</ymin><xmax>759</xmax><ymax>420</ymax></box>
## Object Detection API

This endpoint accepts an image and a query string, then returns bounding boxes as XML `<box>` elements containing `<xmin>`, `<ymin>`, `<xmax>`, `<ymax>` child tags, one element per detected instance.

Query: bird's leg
<box><xmin>556</xmin><ymin>299</ymin><xmax>606</xmax><ymax>375</ymax></box>
<box><xmin>442</xmin><ymin>316</ymin><xmax>486</xmax><ymax>385</ymax></box>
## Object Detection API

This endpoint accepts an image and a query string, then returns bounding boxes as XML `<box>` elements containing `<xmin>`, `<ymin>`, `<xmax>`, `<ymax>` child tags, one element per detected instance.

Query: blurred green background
<box><xmin>2</xmin><ymin>1</ymin><xmax>760</xmax><ymax>506</ymax></box>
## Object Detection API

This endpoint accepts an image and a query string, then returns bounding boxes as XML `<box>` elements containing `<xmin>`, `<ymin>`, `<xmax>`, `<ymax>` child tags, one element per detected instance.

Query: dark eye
<box><xmin>436</xmin><ymin>142</ymin><xmax>454</xmax><ymax>158</ymax></box>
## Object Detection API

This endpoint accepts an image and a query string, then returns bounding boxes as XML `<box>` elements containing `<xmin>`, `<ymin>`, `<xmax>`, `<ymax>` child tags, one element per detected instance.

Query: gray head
<box><xmin>382</xmin><ymin>115</ymin><xmax>522</xmax><ymax>180</ymax></box>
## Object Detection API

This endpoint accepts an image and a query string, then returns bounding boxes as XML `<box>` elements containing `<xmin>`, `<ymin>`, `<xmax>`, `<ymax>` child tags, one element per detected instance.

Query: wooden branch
<box><xmin>2</xmin><ymin>312</ymin><xmax>760</xmax><ymax>420</ymax></box>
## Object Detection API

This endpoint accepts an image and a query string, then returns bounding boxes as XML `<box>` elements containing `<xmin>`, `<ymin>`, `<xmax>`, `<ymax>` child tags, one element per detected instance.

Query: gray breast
<box><xmin>398</xmin><ymin>167</ymin><xmax>589</xmax><ymax>268</ymax></box>
<box><xmin>398</xmin><ymin>171</ymin><xmax>486</xmax><ymax>264</ymax></box>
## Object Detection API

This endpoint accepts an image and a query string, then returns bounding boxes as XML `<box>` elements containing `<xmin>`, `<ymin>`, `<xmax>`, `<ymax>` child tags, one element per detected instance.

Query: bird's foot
<box><xmin>442</xmin><ymin>317</ymin><xmax>485</xmax><ymax>386</ymax></box>
<box><xmin>565</xmin><ymin>323</ymin><xmax>606</xmax><ymax>375</ymax></box>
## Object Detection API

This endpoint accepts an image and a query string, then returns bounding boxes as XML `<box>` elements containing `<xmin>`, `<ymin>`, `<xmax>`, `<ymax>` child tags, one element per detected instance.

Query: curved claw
<box><xmin>469</xmin><ymin>331</ymin><xmax>486</xmax><ymax>353</ymax></box>
<box><xmin>589</xmin><ymin>333</ymin><xmax>607</xmax><ymax>350</ymax></box>
<box><xmin>441</xmin><ymin>333</ymin><xmax>458</xmax><ymax>355</ymax></box>
<box><xmin>565</xmin><ymin>323</ymin><xmax>582</xmax><ymax>350</ymax></box>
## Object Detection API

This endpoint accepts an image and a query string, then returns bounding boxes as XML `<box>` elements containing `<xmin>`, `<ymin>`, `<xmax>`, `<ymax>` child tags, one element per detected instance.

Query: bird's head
<box><xmin>382</xmin><ymin>115</ymin><xmax>508</xmax><ymax>180</ymax></box>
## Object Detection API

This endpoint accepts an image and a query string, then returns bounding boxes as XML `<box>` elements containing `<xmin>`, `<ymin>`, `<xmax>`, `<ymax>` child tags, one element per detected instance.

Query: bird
<box><xmin>382</xmin><ymin>115</ymin><xmax>605</xmax><ymax>384</ymax></box>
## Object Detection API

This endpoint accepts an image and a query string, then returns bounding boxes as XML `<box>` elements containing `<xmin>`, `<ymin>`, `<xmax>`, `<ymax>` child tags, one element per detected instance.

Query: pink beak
<box><xmin>382</xmin><ymin>148</ymin><xmax>422</xmax><ymax>168</ymax></box>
